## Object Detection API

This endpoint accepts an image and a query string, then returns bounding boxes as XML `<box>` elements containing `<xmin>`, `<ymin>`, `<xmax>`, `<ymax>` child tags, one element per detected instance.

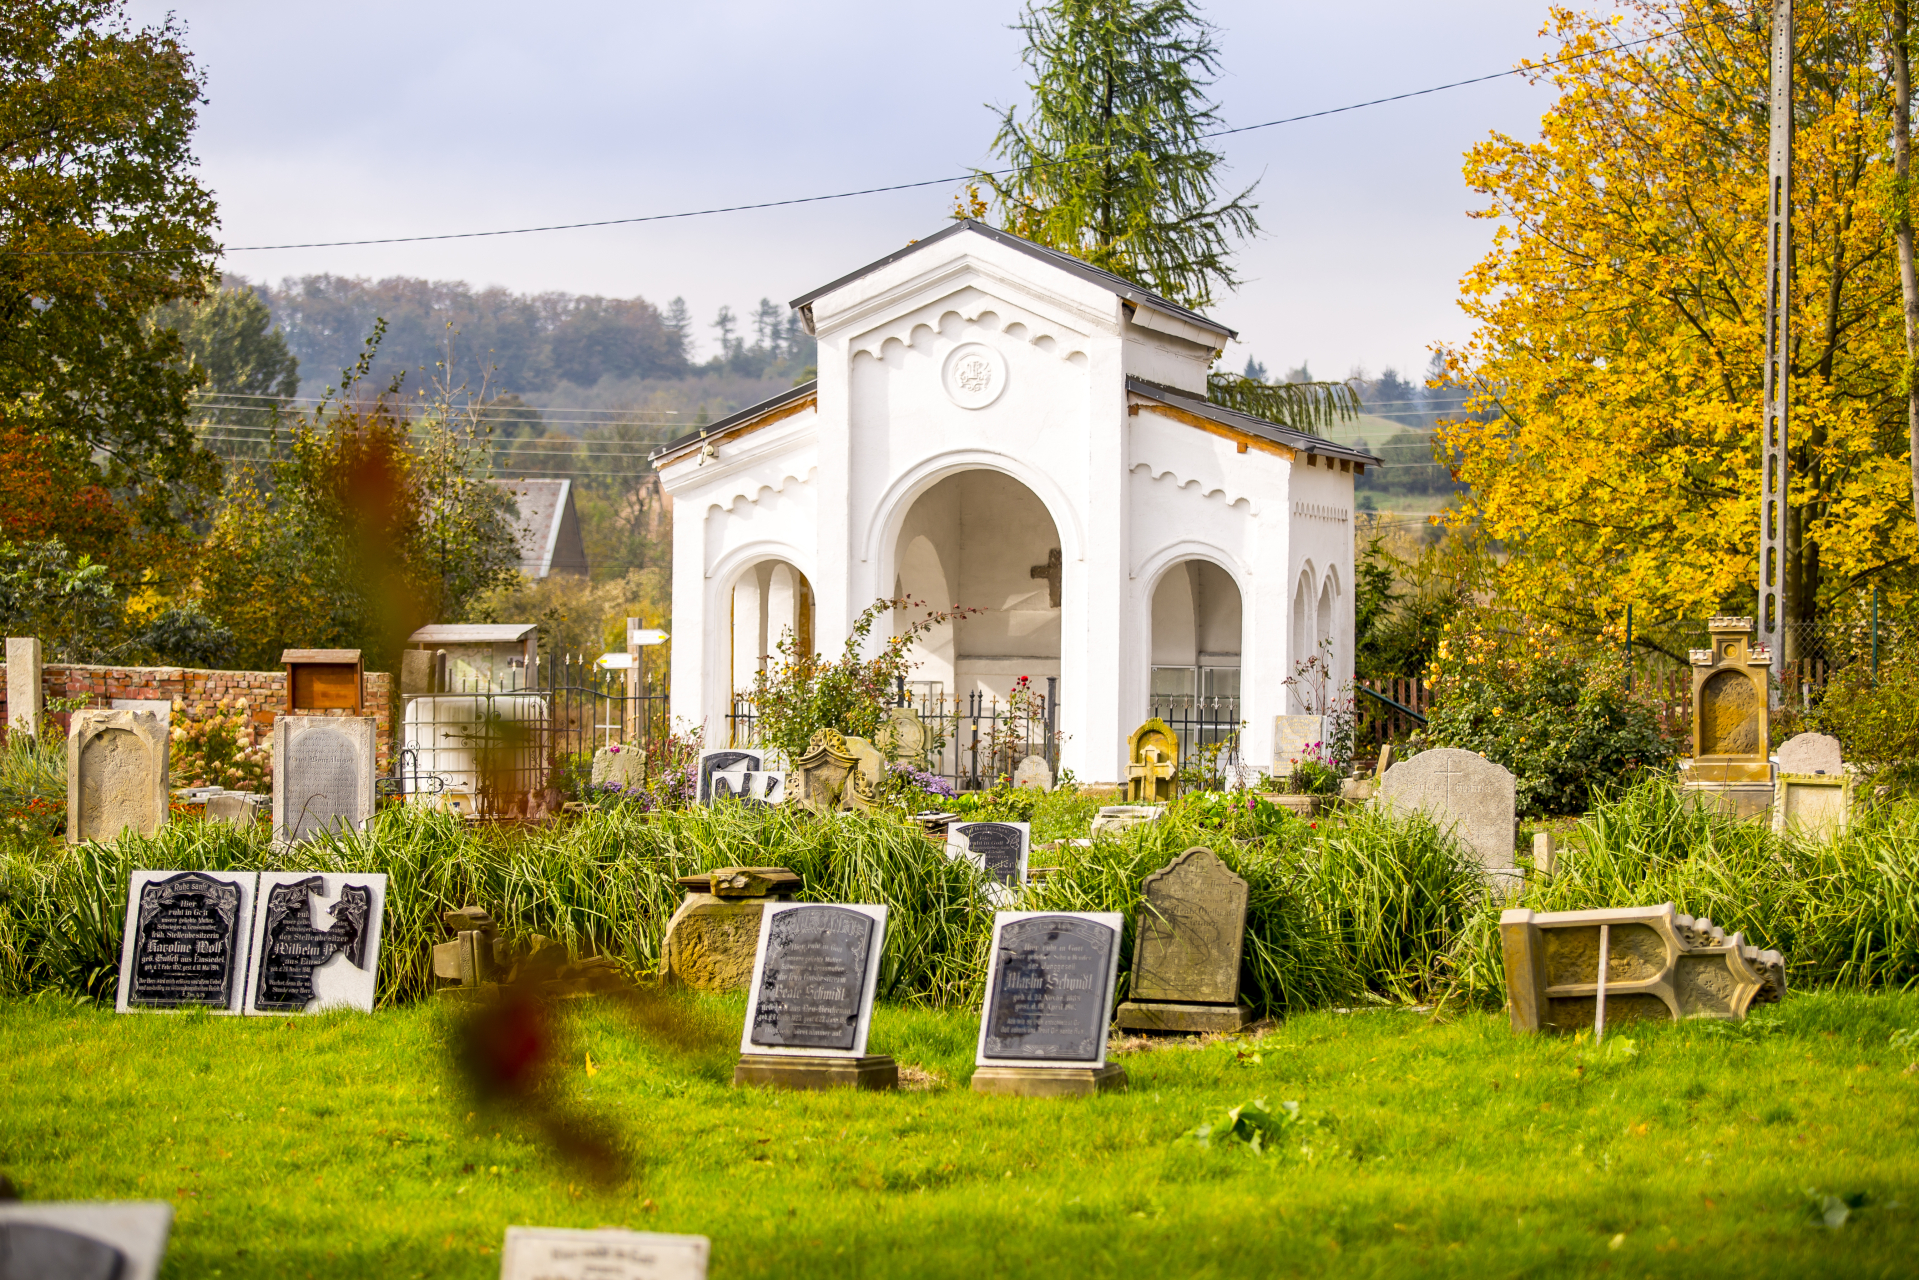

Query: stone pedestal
<box><xmin>1678</xmin><ymin>778</ymin><xmax>1774</xmax><ymax>822</ymax></box>
<box><xmin>660</xmin><ymin>867</ymin><xmax>802</xmax><ymax>992</ymax></box>
<box><xmin>734</xmin><ymin>1054</ymin><xmax>898</xmax><ymax>1090</ymax></box>
<box><xmin>969</xmin><ymin>1063</ymin><xmax>1128</xmax><ymax>1097</ymax></box>
<box><xmin>1114</xmin><ymin>1000</ymin><xmax>1255</xmax><ymax>1034</ymax></box>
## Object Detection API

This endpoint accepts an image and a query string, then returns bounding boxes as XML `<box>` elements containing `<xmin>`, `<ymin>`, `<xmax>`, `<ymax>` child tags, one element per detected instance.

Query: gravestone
<box><xmin>1501</xmin><ymin>902</ymin><xmax>1785</xmax><ymax>1035</ymax></box>
<box><xmin>272</xmin><ymin>716</ymin><xmax>377</xmax><ymax>844</ymax></box>
<box><xmin>711</xmin><ymin>770</ymin><xmax>785</xmax><ymax>805</ymax></box>
<box><xmin>116</xmin><ymin>870</ymin><xmax>258</xmax><ymax>1015</ymax></box>
<box><xmin>1375</xmin><ymin>747</ymin><xmax>1516</xmax><ymax>873</ymax></box>
<box><xmin>591</xmin><ymin>745</ymin><xmax>644</xmax><ymax>792</ymax></box>
<box><xmin>971</xmin><ymin>911</ymin><xmax>1128</xmax><ymax>1097</ymax></box>
<box><xmin>1532</xmin><ymin>831</ymin><xmax>1557</xmax><ymax>876</ymax></box>
<box><xmin>1271</xmin><ymin>715</ymin><xmax>1325</xmax><ymax>770</ymax></box>
<box><xmin>695</xmin><ymin>748</ymin><xmax>761</xmax><ymax>804</ymax></box>
<box><xmin>879</xmin><ymin>705</ymin><xmax>928</xmax><ymax>763</ymax></box>
<box><xmin>499</xmin><ymin>1227</ymin><xmax>708</xmax><ymax>1280</ymax></box>
<box><xmin>1776</xmin><ymin>732</ymin><xmax>1843</xmax><ymax>776</ymax></box>
<box><xmin>0</xmin><ymin>1202</ymin><xmax>173</xmax><ymax>1280</ymax></box>
<box><xmin>948</xmin><ymin>821</ymin><xmax>1030</xmax><ymax>887</ymax></box>
<box><xmin>1678</xmin><ymin>616</ymin><xmax>1775</xmax><ymax>819</ymax></box>
<box><xmin>660</xmin><ymin>866</ymin><xmax>801</xmax><ymax>992</ymax></box>
<box><xmin>203</xmin><ymin>791</ymin><xmax>265</xmax><ymax>827</ymax></box>
<box><xmin>1090</xmin><ymin>805</ymin><xmax>1163</xmax><ymax>839</ymax></box>
<box><xmin>793</xmin><ymin>728</ymin><xmax>876</xmax><ymax>811</ymax></box>
<box><xmin>67</xmin><ymin>708</ymin><xmax>171</xmax><ymax>845</ymax></box>
<box><xmin>242</xmin><ymin>871</ymin><xmax>387</xmax><ymax>1015</ymax></box>
<box><xmin>1774</xmin><ymin>773</ymin><xmax>1851</xmax><ymax>841</ymax></box>
<box><xmin>6</xmin><ymin>635</ymin><xmax>42</xmax><ymax>736</ymax></box>
<box><xmin>734</xmin><ymin>902</ymin><xmax>896</xmax><ymax>1090</ymax></box>
<box><xmin>1125</xmin><ymin>719</ymin><xmax>1178</xmax><ymax>804</ymax></box>
<box><xmin>1115</xmin><ymin>847</ymin><xmax>1255</xmax><ymax>1034</ymax></box>
<box><xmin>1012</xmin><ymin>754</ymin><xmax>1053</xmax><ymax>792</ymax></box>
<box><xmin>433</xmin><ymin>904</ymin><xmax>504</xmax><ymax>991</ymax></box>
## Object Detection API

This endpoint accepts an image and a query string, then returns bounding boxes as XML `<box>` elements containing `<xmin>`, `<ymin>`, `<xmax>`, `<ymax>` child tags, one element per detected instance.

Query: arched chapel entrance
<box><xmin>1149</xmin><ymin>559</ymin><xmax>1243</xmax><ymax>748</ymax></box>
<box><xmin>729</xmin><ymin>559</ymin><xmax>813</xmax><ymax>697</ymax></box>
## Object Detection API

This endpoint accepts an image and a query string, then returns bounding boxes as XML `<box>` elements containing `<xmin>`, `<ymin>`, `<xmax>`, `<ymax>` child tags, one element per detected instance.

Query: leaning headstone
<box><xmin>67</xmin><ymin>708</ymin><xmax>171</xmax><ymax>844</ymax></box>
<box><xmin>116</xmin><ymin>870</ymin><xmax>259</xmax><ymax>1015</ymax></box>
<box><xmin>1090</xmin><ymin>805</ymin><xmax>1162</xmax><ymax>839</ymax></box>
<box><xmin>1374</xmin><ymin>747</ymin><xmax>1516</xmax><ymax>873</ymax></box>
<box><xmin>1115</xmin><ymin>848</ymin><xmax>1254</xmax><ymax>1034</ymax></box>
<box><xmin>272</xmin><ymin>715</ymin><xmax>377</xmax><ymax>844</ymax></box>
<box><xmin>500</xmin><ymin>1227</ymin><xmax>708</xmax><ymax>1280</ymax></box>
<box><xmin>1012</xmin><ymin>754</ymin><xmax>1053</xmax><ymax>792</ymax></box>
<box><xmin>734</xmin><ymin>902</ymin><xmax>895</xmax><ymax>1090</ymax></box>
<box><xmin>1271</xmin><ymin>714</ymin><xmax>1324</xmax><ymax>770</ymax></box>
<box><xmin>6</xmin><ymin>635</ymin><xmax>43</xmax><ymax>737</ymax></box>
<box><xmin>1776</xmin><ymin>732</ymin><xmax>1844</xmax><ymax>776</ymax></box>
<box><xmin>971</xmin><ymin>911</ymin><xmax>1128</xmax><ymax>1097</ymax></box>
<box><xmin>695</xmin><ymin>747</ymin><xmax>761</xmax><ymax>804</ymax></box>
<box><xmin>948</xmin><ymin>820</ymin><xmax>1030</xmax><ymax>887</ymax></box>
<box><xmin>879</xmin><ymin>705</ymin><xmax>928</xmax><ymax>762</ymax></box>
<box><xmin>242</xmin><ymin>871</ymin><xmax>387</xmax><ymax>1015</ymax></box>
<box><xmin>0</xmin><ymin>1201</ymin><xmax>173</xmax><ymax>1280</ymax></box>
<box><xmin>659</xmin><ymin>866</ymin><xmax>801</xmax><ymax>992</ymax></box>
<box><xmin>203</xmin><ymin>791</ymin><xmax>265</xmax><ymax>827</ymax></box>
<box><xmin>792</xmin><ymin>729</ymin><xmax>875</xmax><ymax>811</ymax></box>
<box><xmin>1501</xmin><ymin>902</ymin><xmax>1784</xmax><ymax>1035</ymax></box>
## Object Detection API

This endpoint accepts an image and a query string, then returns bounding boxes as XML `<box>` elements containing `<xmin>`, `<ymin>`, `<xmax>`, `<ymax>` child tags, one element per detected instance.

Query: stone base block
<box><xmin>969</xmin><ymin>1063</ymin><xmax>1128</xmax><ymax>1097</ymax></box>
<box><xmin>1679</xmin><ymin>781</ymin><xmax>1774</xmax><ymax>822</ymax></box>
<box><xmin>733</xmin><ymin>1054</ymin><xmax>898</xmax><ymax>1091</ymax></box>
<box><xmin>1115</xmin><ymin>1001</ymin><xmax>1256</xmax><ymax>1034</ymax></box>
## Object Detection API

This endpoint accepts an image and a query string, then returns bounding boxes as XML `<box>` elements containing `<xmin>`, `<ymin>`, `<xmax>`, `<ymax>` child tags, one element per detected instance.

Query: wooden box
<box><xmin>281</xmin><ymin>648</ymin><xmax>363</xmax><ymax>714</ymax></box>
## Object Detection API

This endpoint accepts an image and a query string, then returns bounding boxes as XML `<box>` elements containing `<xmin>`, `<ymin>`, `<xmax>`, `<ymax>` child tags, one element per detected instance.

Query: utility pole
<box><xmin>1758</xmin><ymin>0</ymin><xmax>1793</xmax><ymax>699</ymax></box>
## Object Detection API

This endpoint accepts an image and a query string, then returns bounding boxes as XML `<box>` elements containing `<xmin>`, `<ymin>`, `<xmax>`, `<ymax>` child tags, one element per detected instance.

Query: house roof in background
<box><xmin>489</xmin><ymin>477</ymin><xmax>573</xmax><ymax>575</ymax></box>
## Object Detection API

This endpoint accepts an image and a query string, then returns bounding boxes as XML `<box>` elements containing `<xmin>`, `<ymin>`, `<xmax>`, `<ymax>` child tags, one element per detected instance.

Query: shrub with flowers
<box><xmin>1414</xmin><ymin>610</ymin><xmax>1677</xmax><ymax>817</ymax></box>
<box><xmin>585</xmin><ymin>723</ymin><xmax>704</xmax><ymax>812</ymax></box>
<box><xmin>170</xmin><ymin>699</ymin><xmax>272</xmax><ymax>791</ymax></box>
<box><xmin>1259</xmin><ymin>741</ymin><xmax>1342</xmax><ymax>796</ymax></box>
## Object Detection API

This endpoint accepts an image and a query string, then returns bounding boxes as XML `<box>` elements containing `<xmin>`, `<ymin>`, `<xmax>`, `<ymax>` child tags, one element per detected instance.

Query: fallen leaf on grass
<box><xmin>898</xmin><ymin>1065</ymin><xmax>946</xmax><ymax>1091</ymax></box>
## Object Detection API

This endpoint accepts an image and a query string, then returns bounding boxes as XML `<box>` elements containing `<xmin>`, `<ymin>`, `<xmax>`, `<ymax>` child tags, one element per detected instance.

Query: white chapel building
<box><xmin>651</xmin><ymin>220</ymin><xmax>1375</xmax><ymax>782</ymax></box>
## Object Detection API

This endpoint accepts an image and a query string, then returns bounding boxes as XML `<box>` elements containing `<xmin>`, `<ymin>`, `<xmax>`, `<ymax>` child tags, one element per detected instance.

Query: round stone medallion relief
<box><xmin>941</xmin><ymin>342</ymin><xmax>1007</xmax><ymax>409</ymax></box>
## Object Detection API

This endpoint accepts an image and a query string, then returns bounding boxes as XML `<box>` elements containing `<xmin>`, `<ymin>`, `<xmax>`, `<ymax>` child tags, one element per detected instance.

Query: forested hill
<box><xmin>239</xmin><ymin>274</ymin><xmax>815</xmax><ymax>403</ymax></box>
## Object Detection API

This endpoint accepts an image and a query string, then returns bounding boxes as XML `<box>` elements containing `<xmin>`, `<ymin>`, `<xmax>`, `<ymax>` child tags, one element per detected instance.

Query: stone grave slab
<box><xmin>1501</xmin><ymin>902</ymin><xmax>1785</xmax><ymax>1035</ymax></box>
<box><xmin>1116</xmin><ymin>847</ymin><xmax>1254</xmax><ymax>1034</ymax></box>
<box><xmin>499</xmin><ymin>1226</ymin><xmax>708</xmax><ymax>1280</ymax></box>
<box><xmin>242</xmin><ymin>871</ymin><xmax>387</xmax><ymax>1015</ymax></box>
<box><xmin>0</xmin><ymin>1201</ymin><xmax>173</xmax><ymax>1280</ymax></box>
<box><xmin>67</xmin><ymin>708</ymin><xmax>171</xmax><ymax>845</ymax></box>
<box><xmin>1776</xmin><ymin>732</ymin><xmax>1843</xmax><ymax>776</ymax></box>
<box><xmin>1272</xmin><ymin>715</ymin><xmax>1325</xmax><ymax>770</ymax></box>
<box><xmin>948</xmin><ymin>821</ymin><xmax>1030</xmax><ymax>887</ymax></box>
<box><xmin>1125</xmin><ymin>719</ymin><xmax>1178</xmax><ymax>804</ymax></box>
<box><xmin>116</xmin><ymin>870</ymin><xmax>259</xmax><ymax>1015</ymax></box>
<box><xmin>1774</xmin><ymin>772</ymin><xmax>1850</xmax><ymax>841</ymax></box>
<box><xmin>734</xmin><ymin>901</ymin><xmax>895</xmax><ymax>1090</ymax></box>
<box><xmin>1012</xmin><ymin>754</ymin><xmax>1053</xmax><ymax>791</ymax></box>
<box><xmin>203</xmin><ymin>791</ymin><xmax>265</xmax><ymax>827</ymax></box>
<box><xmin>1375</xmin><ymin>747</ymin><xmax>1516</xmax><ymax>873</ymax></box>
<box><xmin>1091</xmin><ymin>805</ymin><xmax>1163</xmax><ymax>839</ymax></box>
<box><xmin>660</xmin><ymin>867</ymin><xmax>799</xmax><ymax>992</ymax></box>
<box><xmin>695</xmin><ymin>748</ymin><xmax>760</xmax><ymax>804</ymax></box>
<box><xmin>972</xmin><ymin>911</ymin><xmax>1127</xmax><ymax>1096</ymax></box>
<box><xmin>272</xmin><ymin>716</ymin><xmax>377</xmax><ymax>844</ymax></box>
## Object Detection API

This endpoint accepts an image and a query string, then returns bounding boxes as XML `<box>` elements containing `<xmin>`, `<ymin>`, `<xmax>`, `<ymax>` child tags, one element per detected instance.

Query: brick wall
<box><xmin>0</xmin><ymin>662</ymin><xmax>394</xmax><ymax>773</ymax></box>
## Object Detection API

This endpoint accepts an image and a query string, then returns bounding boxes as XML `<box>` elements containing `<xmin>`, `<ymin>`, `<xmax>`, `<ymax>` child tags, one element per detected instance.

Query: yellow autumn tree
<box><xmin>1443</xmin><ymin>0</ymin><xmax>1912</xmax><ymax>662</ymax></box>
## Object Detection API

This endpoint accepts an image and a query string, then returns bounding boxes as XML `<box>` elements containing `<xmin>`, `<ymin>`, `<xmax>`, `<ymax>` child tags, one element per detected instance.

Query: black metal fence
<box><xmin>1144</xmin><ymin>694</ymin><xmax>1243</xmax><ymax>773</ymax></box>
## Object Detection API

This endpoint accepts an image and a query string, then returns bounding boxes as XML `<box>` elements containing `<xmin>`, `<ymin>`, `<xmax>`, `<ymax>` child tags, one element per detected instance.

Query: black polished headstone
<box><xmin>982</xmin><ymin>915</ymin><xmax>1114</xmax><ymax>1061</ymax></box>
<box><xmin>748</xmin><ymin>905</ymin><xmax>875</xmax><ymax>1052</ymax></box>
<box><xmin>961</xmin><ymin>823</ymin><xmax>1024</xmax><ymax>884</ymax></box>
<box><xmin>698</xmin><ymin>750</ymin><xmax>760</xmax><ymax>804</ymax></box>
<box><xmin>125</xmin><ymin>872</ymin><xmax>247</xmax><ymax>1009</ymax></box>
<box><xmin>250</xmin><ymin>876</ymin><xmax>373</xmax><ymax>1012</ymax></box>
<box><xmin>0</xmin><ymin>1223</ymin><xmax>126</xmax><ymax>1280</ymax></box>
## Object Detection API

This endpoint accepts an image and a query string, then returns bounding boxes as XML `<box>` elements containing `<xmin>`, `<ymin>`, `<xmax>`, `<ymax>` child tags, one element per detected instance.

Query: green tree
<box><xmin>152</xmin><ymin>283</ymin><xmax>299</xmax><ymax>401</ymax></box>
<box><xmin>971</xmin><ymin>0</ymin><xmax>1257</xmax><ymax>312</ymax></box>
<box><xmin>0</xmin><ymin>1</ymin><xmax>221</xmax><ymax>537</ymax></box>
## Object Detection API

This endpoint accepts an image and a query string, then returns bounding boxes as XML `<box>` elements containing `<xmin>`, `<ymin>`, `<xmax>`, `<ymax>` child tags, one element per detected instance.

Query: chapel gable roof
<box><xmin>1126</xmin><ymin>378</ymin><xmax>1381</xmax><ymax>469</ymax></box>
<box><xmin>790</xmin><ymin>220</ymin><xmax>1237</xmax><ymax>344</ymax></box>
<box><xmin>650</xmin><ymin>380</ymin><xmax>818</xmax><ymax>467</ymax></box>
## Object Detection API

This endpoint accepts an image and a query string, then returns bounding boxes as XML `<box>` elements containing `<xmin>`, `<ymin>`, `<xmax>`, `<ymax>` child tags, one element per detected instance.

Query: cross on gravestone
<box><xmin>1433</xmin><ymin>754</ymin><xmax>1469</xmax><ymax>807</ymax></box>
<box><xmin>1028</xmin><ymin>548</ymin><xmax>1062</xmax><ymax>608</ymax></box>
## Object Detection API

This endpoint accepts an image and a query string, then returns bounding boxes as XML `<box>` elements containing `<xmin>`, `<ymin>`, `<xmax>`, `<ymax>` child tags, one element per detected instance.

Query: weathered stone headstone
<box><xmin>0</xmin><ymin>1201</ymin><xmax>173</xmax><ymax>1280</ymax></box>
<box><xmin>67</xmin><ymin>708</ymin><xmax>171</xmax><ymax>844</ymax></box>
<box><xmin>734</xmin><ymin>902</ymin><xmax>895</xmax><ymax>1090</ymax></box>
<box><xmin>6</xmin><ymin>635</ymin><xmax>42</xmax><ymax>737</ymax></box>
<box><xmin>1090</xmin><ymin>805</ymin><xmax>1163</xmax><ymax>839</ymax></box>
<box><xmin>592</xmin><ymin>744</ymin><xmax>644</xmax><ymax>791</ymax></box>
<box><xmin>879</xmin><ymin>705</ymin><xmax>928</xmax><ymax>762</ymax></box>
<box><xmin>793</xmin><ymin>728</ymin><xmax>876</xmax><ymax>811</ymax></box>
<box><xmin>1532</xmin><ymin>830</ymin><xmax>1557</xmax><ymax>876</ymax></box>
<box><xmin>1776</xmin><ymin>732</ymin><xmax>1843</xmax><ymax>776</ymax></box>
<box><xmin>1501</xmin><ymin>902</ymin><xmax>1785</xmax><ymax>1035</ymax></box>
<box><xmin>1679</xmin><ymin>617</ymin><xmax>1775</xmax><ymax>819</ymax></box>
<box><xmin>1375</xmin><ymin>747</ymin><xmax>1516</xmax><ymax>873</ymax></box>
<box><xmin>499</xmin><ymin>1226</ymin><xmax>708</xmax><ymax>1280</ymax></box>
<box><xmin>272</xmin><ymin>716</ymin><xmax>377</xmax><ymax>844</ymax></box>
<box><xmin>1012</xmin><ymin>754</ymin><xmax>1053</xmax><ymax>791</ymax></box>
<box><xmin>1125</xmin><ymin>719</ymin><xmax>1178</xmax><ymax>804</ymax></box>
<box><xmin>433</xmin><ymin>905</ymin><xmax>503</xmax><ymax>991</ymax></box>
<box><xmin>1115</xmin><ymin>847</ymin><xmax>1254</xmax><ymax>1034</ymax></box>
<box><xmin>242</xmin><ymin>872</ymin><xmax>386</xmax><ymax>1015</ymax></box>
<box><xmin>971</xmin><ymin>911</ymin><xmax>1128</xmax><ymax>1097</ymax></box>
<box><xmin>1271</xmin><ymin>714</ymin><xmax>1325</xmax><ymax>770</ymax></box>
<box><xmin>116</xmin><ymin>870</ymin><xmax>258</xmax><ymax>1015</ymax></box>
<box><xmin>659</xmin><ymin>866</ymin><xmax>801</xmax><ymax>991</ymax></box>
<box><xmin>695</xmin><ymin>747</ymin><xmax>760</xmax><ymax>804</ymax></box>
<box><xmin>1774</xmin><ymin>772</ymin><xmax>1850</xmax><ymax>841</ymax></box>
<box><xmin>203</xmin><ymin>790</ymin><xmax>265</xmax><ymax>827</ymax></box>
<box><xmin>948</xmin><ymin>820</ymin><xmax>1030</xmax><ymax>886</ymax></box>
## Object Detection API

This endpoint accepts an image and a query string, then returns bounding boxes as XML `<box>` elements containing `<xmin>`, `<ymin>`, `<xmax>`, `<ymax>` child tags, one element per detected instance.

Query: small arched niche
<box><xmin>1149</xmin><ymin>559</ymin><xmax>1243</xmax><ymax>718</ymax></box>
<box><xmin>729</xmin><ymin>559</ymin><xmax>814</xmax><ymax>696</ymax></box>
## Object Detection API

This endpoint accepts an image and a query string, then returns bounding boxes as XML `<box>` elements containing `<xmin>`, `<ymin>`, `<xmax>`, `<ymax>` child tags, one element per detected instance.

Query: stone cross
<box><xmin>1028</xmin><ymin>548</ymin><xmax>1062</xmax><ymax>608</ymax></box>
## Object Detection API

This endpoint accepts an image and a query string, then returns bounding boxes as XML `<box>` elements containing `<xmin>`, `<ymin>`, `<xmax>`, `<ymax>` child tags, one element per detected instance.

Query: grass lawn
<box><xmin>4</xmin><ymin>990</ymin><xmax>1918</xmax><ymax>1278</ymax></box>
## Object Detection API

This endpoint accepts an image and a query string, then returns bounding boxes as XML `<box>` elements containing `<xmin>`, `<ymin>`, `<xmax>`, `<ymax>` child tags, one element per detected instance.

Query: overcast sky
<box><xmin>126</xmin><ymin>0</ymin><xmax>1566</xmax><ymax>388</ymax></box>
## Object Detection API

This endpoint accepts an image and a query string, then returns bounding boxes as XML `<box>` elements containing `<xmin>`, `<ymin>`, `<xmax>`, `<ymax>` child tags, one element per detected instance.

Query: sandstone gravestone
<box><xmin>793</xmin><ymin>728</ymin><xmax>876</xmax><ymax>811</ymax></box>
<box><xmin>948</xmin><ymin>821</ymin><xmax>1030</xmax><ymax>886</ymax></box>
<box><xmin>1375</xmin><ymin>748</ymin><xmax>1516</xmax><ymax>873</ymax></box>
<box><xmin>1091</xmin><ymin>805</ymin><xmax>1163</xmax><ymax>839</ymax></box>
<box><xmin>1501</xmin><ymin>902</ymin><xmax>1785</xmax><ymax>1036</ymax></box>
<box><xmin>879</xmin><ymin>705</ymin><xmax>928</xmax><ymax>762</ymax></box>
<box><xmin>204</xmin><ymin>791</ymin><xmax>265</xmax><ymax>827</ymax></box>
<box><xmin>1774</xmin><ymin>772</ymin><xmax>1851</xmax><ymax>841</ymax></box>
<box><xmin>499</xmin><ymin>1227</ymin><xmax>708</xmax><ymax>1280</ymax></box>
<box><xmin>659</xmin><ymin>866</ymin><xmax>801</xmax><ymax>991</ymax></box>
<box><xmin>0</xmin><ymin>1201</ymin><xmax>173</xmax><ymax>1280</ymax></box>
<box><xmin>273</xmin><ymin>716</ymin><xmax>377</xmax><ymax>844</ymax></box>
<box><xmin>1776</xmin><ymin>732</ymin><xmax>1843</xmax><ymax>776</ymax></box>
<box><xmin>6</xmin><ymin>634</ymin><xmax>42</xmax><ymax>737</ymax></box>
<box><xmin>1115</xmin><ymin>847</ymin><xmax>1254</xmax><ymax>1034</ymax></box>
<box><xmin>972</xmin><ymin>911</ymin><xmax>1127</xmax><ymax>1097</ymax></box>
<box><xmin>1125</xmin><ymin>719</ymin><xmax>1178</xmax><ymax>804</ymax></box>
<box><xmin>696</xmin><ymin>748</ymin><xmax>760</xmax><ymax>804</ymax></box>
<box><xmin>592</xmin><ymin>745</ymin><xmax>644</xmax><ymax>792</ymax></box>
<box><xmin>67</xmin><ymin>708</ymin><xmax>171</xmax><ymax>845</ymax></box>
<box><xmin>243</xmin><ymin>871</ymin><xmax>387</xmax><ymax>1015</ymax></box>
<box><xmin>1271</xmin><ymin>714</ymin><xmax>1325</xmax><ymax>770</ymax></box>
<box><xmin>116</xmin><ymin>870</ymin><xmax>259</xmax><ymax>1015</ymax></box>
<box><xmin>433</xmin><ymin>904</ymin><xmax>504</xmax><ymax>991</ymax></box>
<box><xmin>1679</xmin><ymin>617</ymin><xmax>1774</xmax><ymax>819</ymax></box>
<box><xmin>734</xmin><ymin>901</ymin><xmax>896</xmax><ymax>1090</ymax></box>
<box><xmin>1012</xmin><ymin>754</ymin><xmax>1053</xmax><ymax>792</ymax></box>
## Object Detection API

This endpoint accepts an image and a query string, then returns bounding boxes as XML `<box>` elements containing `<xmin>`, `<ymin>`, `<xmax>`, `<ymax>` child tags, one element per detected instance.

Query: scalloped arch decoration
<box><xmin>705</xmin><ymin>466</ymin><xmax>818</xmax><ymax>517</ymax></box>
<box><xmin>1128</xmin><ymin>462</ymin><xmax>1256</xmax><ymax>514</ymax></box>
<box><xmin>849</xmin><ymin>301</ymin><xmax>1089</xmax><ymax>365</ymax></box>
